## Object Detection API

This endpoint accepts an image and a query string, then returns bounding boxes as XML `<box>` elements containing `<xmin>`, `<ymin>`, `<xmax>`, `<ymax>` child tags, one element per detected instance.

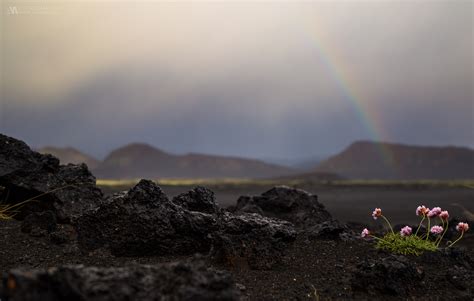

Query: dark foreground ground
<box><xmin>1</xmin><ymin>218</ymin><xmax>473</xmax><ymax>301</ymax></box>
<box><xmin>2</xmin><ymin>183</ymin><xmax>473</xmax><ymax>300</ymax></box>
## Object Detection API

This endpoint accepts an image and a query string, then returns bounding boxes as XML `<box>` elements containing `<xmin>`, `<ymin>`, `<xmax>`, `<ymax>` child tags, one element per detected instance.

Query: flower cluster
<box><xmin>416</xmin><ymin>205</ymin><xmax>429</xmax><ymax>217</ymax></box>
<box><xmin>372</xmin><ymin>208</ymin><xmax>382</xmax><ymax>220</ymax></box>
<box><xmin>430</xmin><ymin>225</ymin><xmax>443</xmax><ymax>235</ymax></box>
<box><xmin>361</xmin><ymin>228</ymin><xmax>370</xmax><ymax>238</ymax></box>
<box><xmin>439</xmin><ymin>211</ymin><xmax>449</xmax><ymax>221</ymax></box>
<box><xmin>427</xmin><ymin>207</ymin><xmax>442</xmax><ymax>218</ymax></box>
<box><xmin>400</xmin><ymin>226</ymin><xmax>412</xmax><ymax>237</ymax></box>
<box><xmin>456</xmin><ymin>222</ymin><xmax>469</xmax><ymax>232</ymax></box>
<box><xmin>361</xmin><ymin>205</ymin><xmax>469</xmax><ymax>254</ymax></box>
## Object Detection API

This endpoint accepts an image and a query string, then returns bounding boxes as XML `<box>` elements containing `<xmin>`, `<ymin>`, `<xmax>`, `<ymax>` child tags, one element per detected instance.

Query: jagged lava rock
<box><xmin>233</xmin><ymin>186</ymin><xmax>331</xmax><ymax>228</ymax></box>
<box><xmin>1</xmin><ymin>261</ymin><xmax>240</xmax><ymax>301</ymax></box>
<box><xmin>172</xmin><ymin>186</ymin><xmax>220</xmax><ymax>214</ymax></box>
<box><xmin>305</xmin><ymin>220</ymin><xmax>348</xmax><ymax>240</ymax></box>
<box><xmin>231</xmin><ymin>186</ymin><xmax>354</xmax><ymax>240</ymax></box>
<box><xmin>75</xmin><ymin>180</ymin><xmax>296</xmax><ymax>269</ymax></box>
<box><xmin>20</xmin><ymin>210</ymin><xmax>57</xmax><ymax>237</ymax></box>
<box><xmin>0</xmin><ymin>134</ymin><xmax>103</xmax><ymax>222</ymax></box>
<box><xmin>211</xmin><ymin>212</ymin><xmax>296</xmax><ymax>270</ymax></box>
<box><xmin>172</xmin><ymin>187</ymin><xmax>297</xmax><ymax>268</ymax></box>
<box><xmin>420</xmin><ymin>248</ymin><xmax>474</xmax><ymax>292</ymax></box>
<box><xmin>49</xmin><ymin>224</ymin><xmax>77</xmax><ymax>245</ymax></box>
<box><xmin>75</xmin><ymin>179</ymin><xmax>218</xmax><ymax>256</ymax></box>
<box><xmin>351</xmin><ymin>255</ymin><xmax>423</xmax><ymax>297</ymax></box>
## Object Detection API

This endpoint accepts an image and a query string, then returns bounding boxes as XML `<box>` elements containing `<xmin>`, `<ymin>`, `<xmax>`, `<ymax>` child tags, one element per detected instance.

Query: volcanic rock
<box><xmin>233</xmin><ymin>186</ymin><xmax>331</xmax><ymax>228</ymax></box>
<box><xmin>21</xmin><ymin>211</ymin><xmax>57</xmax><ymax>237</ymax></box>
<box><xmin>232</xmin><ymin>186</ymin><xmax>354</xmax><ymax>240</ymax></box>
<box><xmin>75</xmin><ymin>179</ymin><xmax>218</xmax><ymax>256</ymax></box>
<box><xmin>75</xmin><ymin>180</ymin><xmax>296</xmax><ymax>269</ymax></box>
<box><xmin>49</xmin><ymin>224</ymin><xmax>77</xmax><ymax>245</ymax></box>
<box><xmin>351</xmin><ymin>255</ymin><xmax>423</xmax><ymax>296</ymax></box>
<box><xmin>0</xmin><ymin>261</ymin><xmax>240</xmax><ymax>301</ymax></box>
<box><xmin>211</xmin><ymin>212</ymin><xmax>296</xmax><ymax>270</ymax></box>
<box><xmin>305</xmin><ymin>220</ymin><xmax>348</xmax><ymax>240</ymax></box>
<box><xmin>0</xmin><ymin>134</ymin><xmax>103</xmax><ymax>222</ymax></box>
<box><xmin>420</xmin><ymin>248</ymin><xmax>474</xmax><ymax>291</ymax></box>
<box><xmin>172</xmin><ymin>186</ymin><xmax>220</xmax><ymax>214</ymax></box>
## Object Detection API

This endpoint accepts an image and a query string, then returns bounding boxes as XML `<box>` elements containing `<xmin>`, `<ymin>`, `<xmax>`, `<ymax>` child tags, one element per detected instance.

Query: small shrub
<box><xmin>361</xmin><ymin>206</ymin><xmax>469</xmax><ymax>255</ymax></box>
<box><xmin>375</xmin><ymin>232</ymin><xmax>437</xmax><ymax>256</ymax></box>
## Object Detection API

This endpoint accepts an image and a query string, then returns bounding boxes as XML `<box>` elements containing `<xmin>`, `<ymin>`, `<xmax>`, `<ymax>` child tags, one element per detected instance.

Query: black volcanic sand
<box><xmin>1</xmin><ymin>217</ymin><xmax>473</xmax><ymax>300</ymax></box>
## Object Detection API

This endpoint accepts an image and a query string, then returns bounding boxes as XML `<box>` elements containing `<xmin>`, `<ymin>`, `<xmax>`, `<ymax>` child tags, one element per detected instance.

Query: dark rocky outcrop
<box><xmin>211</xmin><ymin>212</ymin><xmax>296</xmax><ymax>270</ymax></box>
<box><xmin>172</xmin><ymin>186</ymin><xmax>220</xmax><ymax>214</ymax></box>
<box><xmin>49</xmin><ymin>224</ymin><xmax>77</xmax><ymax>245</ymax></box>
<box><xmin>0</xmin><ymin>134</ymin><xmax>103</xmax><ymax>222</ymax></box>
<box><xmin>75</xmin><ymin>180</ymin><xmax>296</xmax><ymax>269</ymax></box>
<box><xmin>305</xmin><ymin>220</ymin><xmax>348</xmax><ymax>240</ymax></box>
<box><xmin>21</xmin><ymin>210</ymin><xmax>77</xmax><ymax>245</ymax></box>
<box><xmin>352</xmin><ymin>250</ymin><xmax>474</xmax><ymax>298</ymax></box>
<box><xmin>21</xmin><ymin>211</ymin><xmax>57</xmax><ymax>237</ymax></box>
<box><xmin>351</xmin><ymin>255</ymin><xmax>423</xmax><ymax>297</ymax></box>
<box><xmin>75</xmin><ymin>179</ymin><xmax>218</xmax><ymax>256</ymax></box>
<box><xmin>231</xmin><ymin>186</ymin><xmax>354</xmax><ymax>240</ymax></box>
<box><xmin>420</xmin><ymin>248</ymin><xmax>474</xmax><ymax>292</ymax></box>
<box><xmin>1</xmin><ymin>261</ymin><xmax>240</xmax><ymax>301</ymax></box>
<box><xmin>232</xmin><ymin>186</ymin><xmax>331</xmax><ymax>228</ymax></box>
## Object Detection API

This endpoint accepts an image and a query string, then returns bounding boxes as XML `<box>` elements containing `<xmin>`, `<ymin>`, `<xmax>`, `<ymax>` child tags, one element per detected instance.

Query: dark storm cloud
<box><xmin>1</xmin><ymin>1</ymin><xmax>472</xmax><ymax>159</ymax></box>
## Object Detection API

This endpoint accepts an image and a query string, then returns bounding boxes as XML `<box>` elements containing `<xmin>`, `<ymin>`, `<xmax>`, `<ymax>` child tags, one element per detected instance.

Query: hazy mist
<box><xmin>1</xmin><ymin>1</ymin><xmax>472</xmax><ymax>159</ymax></box>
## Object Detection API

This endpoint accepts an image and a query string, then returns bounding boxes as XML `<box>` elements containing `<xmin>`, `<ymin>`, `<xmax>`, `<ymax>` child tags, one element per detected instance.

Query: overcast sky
<box><xmin>1</xmin><ymin>0</ymin><xmax>472</xmax><ymax>160</ymax></box>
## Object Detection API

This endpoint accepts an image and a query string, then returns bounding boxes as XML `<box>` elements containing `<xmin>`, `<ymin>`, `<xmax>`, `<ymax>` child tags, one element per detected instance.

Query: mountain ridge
<box><xmin>315</xmin><ymin>140</ymin><xmax>474</xmax><ymax>180</ymax></box>
<box><xmin>41</xmin><ymin>142</ymin><xmax>297</xmax><ymax>179</ymax></box>
<box><xmin>39</xmin><ymin>140</ymin><xmax>474</xmax><ymax>180</ymax></box>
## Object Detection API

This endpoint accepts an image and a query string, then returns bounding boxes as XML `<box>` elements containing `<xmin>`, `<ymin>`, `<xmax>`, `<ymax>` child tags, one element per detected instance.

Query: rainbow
<box><xmin>303</xmin><ymin>19</ymin><xmax>397</xmax><ymax>172</ymax></box>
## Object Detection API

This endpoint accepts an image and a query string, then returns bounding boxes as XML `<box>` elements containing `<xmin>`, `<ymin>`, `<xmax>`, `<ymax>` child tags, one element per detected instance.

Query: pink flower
<box><xmin>430</xmin><ymin>225</ymin><xmax>444</xmax><ymax>235</ymax></box>
<box><xmin>372</xmin><ymin>208</ymin><xmax>382</xmax><ymax>220</ymax></box>
<box><xmin>456</xmin><ymin>222</ymin><xmax>469</xmax><ymax>233</ymax></box>
<box><xmin>439</xmin><ymin>210</ymin><xmax>449</xmax><ymax>221</ymax></box>
<box><xmin>416</xmin><ymin>205</ymin><xmax>430</xmax><ymax>217</ymax></box>
<box><xmin>428</xmin><ymin>207</ymin><xmax>442</xmax><ymax>218</ymax></box>
<box><xmin>400</xmin><ymin>226</ymin><xmax>412</xmax><ymax>237</ymax></box>
<box><xmin>361</xmin><ymin>228</ymin><xmax>370</xmax><ymax>238</ymax></box>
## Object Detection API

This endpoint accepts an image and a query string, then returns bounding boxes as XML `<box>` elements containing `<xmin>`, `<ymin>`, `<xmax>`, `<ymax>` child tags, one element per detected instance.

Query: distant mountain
<box><xmin>38</xmin><ymin>146</ymin><xmax>100</xmax><ymax>170</ymax></box>
<box><xmin>260</xmin><ymin>156</ymin><xmax>327</xmax><ymax>170</ymax></box>
<box><xmin>292</xmin><ymin>156</ymin><xmax>327</xmax><ymax>170</ymax></box>
<box><xmin>315</xmin><ymin>141</ymin><xmax>474</xmax><ymax>180</ymax></box>
<box><xmin>273</xmin><ymin>171</ymin><xmax>344</xmax><ymax>181</ymax></box>
<box><xmin>93</xmin><ymin>143</ymin><xmax>296</xmax><ymax>179</ymax></box>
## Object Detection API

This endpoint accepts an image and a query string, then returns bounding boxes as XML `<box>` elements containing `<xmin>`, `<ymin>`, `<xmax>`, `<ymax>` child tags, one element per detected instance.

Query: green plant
<box><xmin>375</xmin><ymin>232</ymin><xmax>437</xmax><ymax>256</ymax></box>
<box><xmin>362</xmin><ymin>206</ymin><xmax>469</xmax><ymax>256</ymax></box>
